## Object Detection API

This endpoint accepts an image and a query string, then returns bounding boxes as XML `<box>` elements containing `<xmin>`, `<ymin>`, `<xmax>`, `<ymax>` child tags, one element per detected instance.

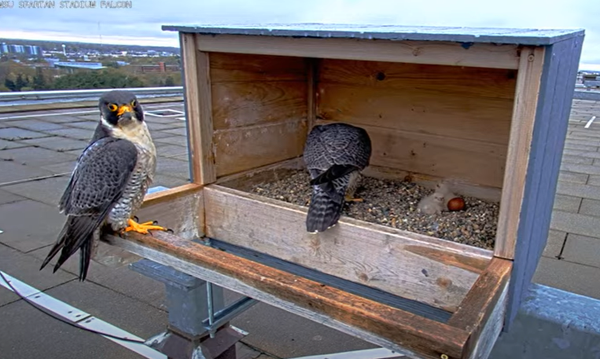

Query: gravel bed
<box><xmin>250</xmin><ymin>170</ymin><xmax>499</xmax><ymax>250</ymax></box>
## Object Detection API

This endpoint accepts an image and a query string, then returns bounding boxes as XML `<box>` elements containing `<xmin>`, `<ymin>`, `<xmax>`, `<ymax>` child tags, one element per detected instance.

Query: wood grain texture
<box><xmin>448</xmin><ymin>258</ymin><xmax>511</xmax><ymax>359</ymax></box>
<box><xmin>138</xmin><ymin>183</ymin><xmax>204</xmax><ymax>239</ymax></box>
<box><xmin>362</xmin><ymin>166</ymin><xmax>502</xmax><ymax>202</ymax></box>
<box><xmin>212</xmin><ymin>81</ymin><xmax>307</xmax><ymax>129</ymax></box>
<box><xmin>216</xmin><ymin>157</ymin><xmax>304</xmax><ymax>191</ymax></box>
<box><xmin>466</xmin><ymin>284</ymin><xmax>508</xmax><ymax>359</ymax></box>
<box><xmin>180</xmin><ymin>33</ymin><xmax>216</xmax><ymax>185</ymax></box>
<box><xmin>316</xmin><ymin>59</ymin><xmax>515</xmax><ymax>146</ymax></box>
<box><xmin>494</xmin><ymin>47</ymin><xmax>546</xmax><ymax>259</ymax></box>
<box><xmin>203</xmin><ymin>184</ymin><xmax>492</xmax><ymax>312</ymax></box>
<box><xmin>307</xmin><ymin>58</ymin><xmax>319</xmax><ymax>131</ymax></box>
<box><xmin>210</xmin><ymin>238</ymin><xmax>453</xmax><ymax>323</ymax></box>
<box><xmin>505</xmin><ymin>36</ymin><xmax>584</xmax><ymax>327</ymax></box>
<box><xmin>319</xmin><ymin>59</ymin><xmax>517</xmax><ymax>100</ymax></box>
<box><xmin>316</xmin><ymin>119</ymin><xmax>507</xmax><ymax>188</ymax></box>
<box><xmin>209</xmin><ymin>52</ymin><xmax>308</xmax><ymax>83</ymax></box>
<box><xmin>196</xmin><ymin>34</ymin><xmax>520</xmax><ymax>69</ymax></box>
<box><xmin>315</xmin><ymin>59</ymin><xmax>514</xmax><ymax>188</ymax></box>
<box><xmin>107</xmin><ymin>230</ymin><xmax>469</xmax><ymax>359</ymax></box>
<box><xmin>213</xmin><ymin>119</ymin><xmax>307</xmax><ymax>177</ymax></box>
<box><xmin>317</xmin><ymin>83</ymin><xmax>513</xmax><ymax>146</ymax></box>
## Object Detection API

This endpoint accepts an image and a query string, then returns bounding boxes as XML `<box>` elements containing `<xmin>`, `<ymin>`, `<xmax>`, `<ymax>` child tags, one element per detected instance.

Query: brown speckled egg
<box><xmin>448</xmin><ymin>197</ymin><xmax>465</xmax><ymax>211</ymax></box>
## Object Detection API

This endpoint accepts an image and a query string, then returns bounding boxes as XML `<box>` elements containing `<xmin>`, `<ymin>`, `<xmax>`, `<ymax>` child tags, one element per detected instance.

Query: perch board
<box><xmin>108</xmin><ymin>183</ymin><xmax>511</xmax><ymax>359</ymax></box>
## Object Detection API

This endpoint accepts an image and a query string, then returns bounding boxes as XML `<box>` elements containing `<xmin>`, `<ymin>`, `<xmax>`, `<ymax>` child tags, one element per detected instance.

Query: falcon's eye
<box><xmin>130</xmin><ymin>100</ymin><xmax>137</xmax><ymax>107</ymax></box>
<box><xmin>108</xmin><ymin>104</ymin><xmax>118</xmax><ymax>112</ymax></box>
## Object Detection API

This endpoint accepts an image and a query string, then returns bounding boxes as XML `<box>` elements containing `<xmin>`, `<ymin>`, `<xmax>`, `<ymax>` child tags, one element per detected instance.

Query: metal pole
<box><xmin>207</xmin><ymin>282</ymin><xmax>216</xmax><ymax>338</ymax></box>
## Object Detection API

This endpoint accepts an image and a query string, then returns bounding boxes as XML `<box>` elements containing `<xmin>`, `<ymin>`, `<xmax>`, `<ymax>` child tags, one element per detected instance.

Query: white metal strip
<box><xmin>288</xmin><ymin>348</ymin><xmax>405</xmax><ymax>359</ymax></box>
<box><xmin>0</xmin><ymin>271</ymin><xmax>167</xmax><ymax>359</ymax></box>
<box><xmin>585</xmin><ymin>116</ymin><xmax>597</xmax><ymax>128</ymax></box>
<box><xmin>145</xmin><ymin>109</ymin><xmax>185</xmax><ymax>118</ymax></box>
<box><xmin>0</xmin><ymin>110</ymin><xmax>97</xmax><ymax>120</ymax></box>
<box><xmin>78</xmin><ymin>317</ymin><xmax>168</xmax><ymax>359</ymax></box>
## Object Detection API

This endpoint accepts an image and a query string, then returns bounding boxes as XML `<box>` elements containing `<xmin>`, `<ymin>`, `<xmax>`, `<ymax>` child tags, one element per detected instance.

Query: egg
<box><xmin>447</xmin><ymin>197</ymin><xmax>465</xmax><ymax>211</ymax></box>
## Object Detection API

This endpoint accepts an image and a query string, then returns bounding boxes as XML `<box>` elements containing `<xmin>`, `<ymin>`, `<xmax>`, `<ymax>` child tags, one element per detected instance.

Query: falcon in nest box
<box><xmin>303</xmin><ymin>123</ymin><xmax>372</xmax><ymax>233</ymax></box>
<box><xmin>40</xmin><ymin>90</ymin><xmax>167</xmax><ymax>281</ymax></box>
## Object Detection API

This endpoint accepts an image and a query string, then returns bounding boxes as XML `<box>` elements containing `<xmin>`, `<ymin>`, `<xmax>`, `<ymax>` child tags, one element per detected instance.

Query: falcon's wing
<box><xmin>303</xmin><ymin>123</ymin><xmax>372</xmax><ymax>232</ymax></box>
<box><xmin>304</xmin><ymin>124</ymin><xmax>371</xmax><ymax>174</ymax></box>
<box><xmin>40</xmin><ymin>138</ymin><xmax>138</xmax><ymax>279</ymax></box>
<box><xmin>59</xmin><ymin>137</ymin><xmax>138</xmax><ymax>216</ymax></box>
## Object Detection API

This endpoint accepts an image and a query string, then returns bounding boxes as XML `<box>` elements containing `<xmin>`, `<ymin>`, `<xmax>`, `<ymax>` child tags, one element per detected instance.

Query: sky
<box><xmin>1</xmin><ymin>0</ymin><xmax>599</xmax><ymax>70</ymax></box>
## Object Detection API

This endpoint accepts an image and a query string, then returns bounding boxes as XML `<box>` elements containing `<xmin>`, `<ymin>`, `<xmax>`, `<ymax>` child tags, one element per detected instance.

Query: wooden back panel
<box><xmin>210</xmin><ymin>53</ymin><xmax>309</xmax><ymax>177</ymax></box>
<box><xmin>316</xmin><ymin>59</ymin><xmax>517</xmax><ymax>188</ymax></box>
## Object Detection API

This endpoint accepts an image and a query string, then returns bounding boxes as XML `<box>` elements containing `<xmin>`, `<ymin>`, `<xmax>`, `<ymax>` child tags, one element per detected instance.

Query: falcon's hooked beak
<box><xmin>116</xmin><ymin>105</ymin><xmax>136</xmax><ymax>126</ymax></box>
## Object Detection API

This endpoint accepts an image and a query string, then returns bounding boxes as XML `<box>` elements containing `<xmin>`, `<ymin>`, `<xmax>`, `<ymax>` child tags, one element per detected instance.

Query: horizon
<box><xmin>3</xmin><ymin>28</ymin><xmax>600</xmax><ymax>72</ymax></box>
<box><xmin>2</xmin><ymin>0</ymin><xmax>600</xmax><ymax>70</ymax></box>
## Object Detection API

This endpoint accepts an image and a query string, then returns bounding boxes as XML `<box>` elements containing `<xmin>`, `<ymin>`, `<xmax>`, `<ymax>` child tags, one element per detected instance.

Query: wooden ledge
<box><xmin>107</xmin><ymin>230</ymin><xmax>469</xmax><ymax>359</ymax></box>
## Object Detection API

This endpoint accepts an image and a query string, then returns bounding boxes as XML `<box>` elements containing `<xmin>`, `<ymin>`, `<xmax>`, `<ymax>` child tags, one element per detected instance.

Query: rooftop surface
<box><xmin>162</xmin><ymin>24</ymin><xmax>585</xmax><ymax>45</ymax></box>
<box><xmin>0</xmin><ymin>98</ymin><xmax>599</xmax><ymax>358</ymax></box>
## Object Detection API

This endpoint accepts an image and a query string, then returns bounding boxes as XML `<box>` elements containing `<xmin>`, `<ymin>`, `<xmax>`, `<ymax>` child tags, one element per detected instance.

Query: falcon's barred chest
<box><xmin>107</xmin><ymin>120</ymin><xmax>157</xmax><ymax>230</ymax></box>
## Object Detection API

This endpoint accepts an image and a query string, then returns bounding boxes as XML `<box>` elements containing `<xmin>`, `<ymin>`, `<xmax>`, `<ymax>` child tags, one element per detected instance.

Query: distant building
<box><xmin>24</xmin><ymin>45</ymin><xmax>41</xmax><ymax>56</ymax></box>
<box><xmin>8</xmin><ymin>45</ymin><xmax>25</xmax><ymax>53</ymax></box>
<box><xmin>132</xmin><ymin>62</ymin><xmax>180</xmax><ymax>73</ymax></box>
<box><xmin>54</xmin><ymin>61</ymin><xmax>105</xmax><ymax>73</ymax></box>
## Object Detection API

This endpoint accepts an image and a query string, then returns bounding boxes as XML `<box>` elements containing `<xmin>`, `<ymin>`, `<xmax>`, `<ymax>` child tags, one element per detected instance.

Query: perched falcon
<box><xmin>40</xmin><ymin>90</ymin><xmax>166</xmax><ymax>281</ymax></box>
<box><xmin>303</xmin><ymin>123</ymin><xmax>372</xmax><ymax>233</ymax></box>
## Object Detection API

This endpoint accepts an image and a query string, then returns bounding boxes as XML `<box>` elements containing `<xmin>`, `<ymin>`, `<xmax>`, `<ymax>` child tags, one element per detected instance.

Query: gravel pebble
<box><xmin>250</xmin><ymin>170</ymin><xmax>499</xmax><ymax>250</ymax></box>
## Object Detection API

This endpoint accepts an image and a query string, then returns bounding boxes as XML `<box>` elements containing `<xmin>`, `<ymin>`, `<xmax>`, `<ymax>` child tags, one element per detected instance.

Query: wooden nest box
<box><xmin>118</xmin><ymin>25</ymin><xmax>585</xmax><ymax>359</ymax></box>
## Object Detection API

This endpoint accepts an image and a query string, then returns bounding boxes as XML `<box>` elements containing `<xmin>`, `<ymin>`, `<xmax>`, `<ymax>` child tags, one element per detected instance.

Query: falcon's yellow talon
<box><xmin>345</xmin><ymin>195</ymin><xmax>364</xmax><ymax>202</ymax></box>
<box><xmin>124</xmin><ymin>218</ymin><xmax>167</xmax><ymax>235</ymax></box>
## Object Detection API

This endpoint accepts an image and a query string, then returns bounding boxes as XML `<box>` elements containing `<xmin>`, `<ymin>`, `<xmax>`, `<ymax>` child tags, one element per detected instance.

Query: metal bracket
<box><xmin>130</xmin><ymin>258</ymin><xmax>257</xmax><ymax>359</ymax></box>
<box><xmin>145</xmin><ymin>325</ymin><xmax>247</xmax><ymax>359</ymax></box>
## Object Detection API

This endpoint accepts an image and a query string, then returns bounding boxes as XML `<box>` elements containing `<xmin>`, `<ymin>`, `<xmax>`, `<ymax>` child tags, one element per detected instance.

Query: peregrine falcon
<box><xmin>303</xmin><ymin>123</ymin><xmax>372</xmax><ymax>233</ymax></box>
<box><xmin>40</xmin><ymin>90</ymin><xmax>166</xmax><ymax>281</ymax></box>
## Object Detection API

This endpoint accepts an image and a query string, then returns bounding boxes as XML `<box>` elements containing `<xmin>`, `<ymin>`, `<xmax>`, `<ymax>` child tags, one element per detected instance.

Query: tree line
<box><xmin>1</xmin><ymin>64</ymin><xmax>181</xmax><ymax>92</ymax></box>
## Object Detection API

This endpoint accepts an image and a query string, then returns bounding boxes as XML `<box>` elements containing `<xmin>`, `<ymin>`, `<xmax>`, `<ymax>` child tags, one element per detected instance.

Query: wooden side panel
<box><xmin>209</xmin><ymin>53</ymin><xmax>308</xmax><ymax>177</ymax></box>
<box><xmin>108</xmin><ymin>230</ymin><xmax>470</xmax><ymax>359</ymax></box>
<box><xmin>197</xmin><ymin>34</ymin><xmax>521</xmax><ymax>69</ymax></box>
<box><xmin>316</xmin><ymin>60</ymin><xmax>515</xmax><ymax>188</ymax></box>
<box><xmin>212</xmin><ymin>81</ymin><xmax>307</xmax><ymax>129</ymax></box>
<box><xmin>180</xmin><ymin>33</ymin><xmax>216</xmax><ymax>185</ymax></box>
<box><xmin>216</xmin><ymin>157</ymin><xmax>305</xmax><ymax>192</ymax></box>
<box><xmin>317</xmin><ymin>119</ymin><xmax>507</xmax><ymax>188</ymax></box>
<box><xmin>362</xmin><ymin>166</ymin><xmax>503</xmax><ymax>202</ymax></box>
<box><xmin>204</xmin><ymin>185</ymin><xmax>492</xmax><ymax>312</ymax></box>
<box><xmin>319</xmin><ymin>59</ymin><xmax>517</xmax><ymax>98</ymax></box>
<box><xmin>139</xmin><ymin>184</ymin><xmax>204</xmax><ymax>239</ymax></box>
<box><xmin>307</xmin><ymin>58</ymin><xmax>319</xmax><ymax>131</ymax></box>
<box><xmin>494</xmin><ymin>47</ymin><xmax>546</xmax><ymax>259</ymax></box>
<box><xmin>317</xmin><ymin>84</ymin><xmax>513</xmax><ymax>144</ymax></box>
<box><xmin>447</xmin><ymin>258</ymin><xmax>511</xmax><ymax>358</ymax></box>
<box><xmin>505</xmin><ymin>36</ymin><xmax>584</xmax><ymax>327</ymax></box>
<box><xmin>210</xmin><ymin>52</ymin><xmax>308</xmax><ymax>83</ymax></box>
<box><xmin>213</xmin><ymin>120</ymin><xmax>307</xmax><ymax>177</ymax></box>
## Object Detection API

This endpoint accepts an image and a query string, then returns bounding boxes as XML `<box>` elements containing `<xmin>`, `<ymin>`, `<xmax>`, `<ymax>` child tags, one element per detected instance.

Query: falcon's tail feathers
<box><xmin>309</xmin><ymin>164</ymin><xmax>359</xmax><ymax>186</ymax></box>
<box><xmin>306</xmin><ymin>186</ymin><xmax>345</xmax><ymax>233</ymax></box>
<box><xmin>40</xmin><ymin>215</ymin><xmax>100</xmax><ymax>281</ymax></box>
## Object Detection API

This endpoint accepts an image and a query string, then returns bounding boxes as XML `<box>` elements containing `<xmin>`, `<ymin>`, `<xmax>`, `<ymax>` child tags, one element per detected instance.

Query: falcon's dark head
<box><xmin>98</xmin><ymin>90</ymin><xmax>144</xmax><ymax>128</ymax></box>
